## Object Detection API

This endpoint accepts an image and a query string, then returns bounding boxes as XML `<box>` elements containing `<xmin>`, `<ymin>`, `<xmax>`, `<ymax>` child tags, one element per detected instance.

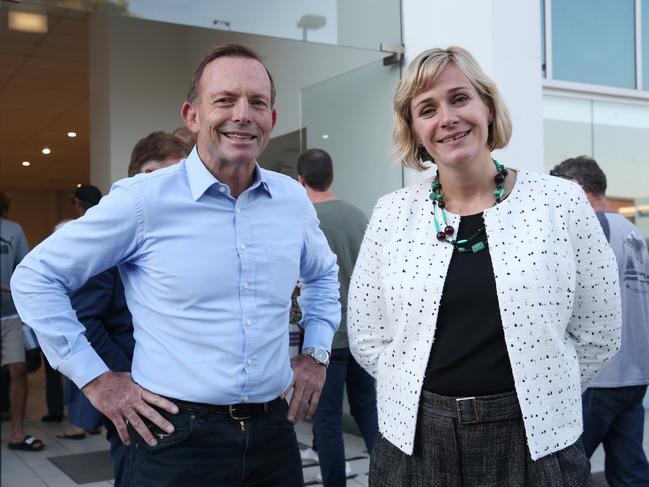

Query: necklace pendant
<box><xmin>436</xmin><ymin>231</ymin><xmax>447</xmax><ymax>241</ymax></box>
<box><xmin>444</xmin><ymin>225</ymin><xmax>454</xmax><ymax>236</ymax></box>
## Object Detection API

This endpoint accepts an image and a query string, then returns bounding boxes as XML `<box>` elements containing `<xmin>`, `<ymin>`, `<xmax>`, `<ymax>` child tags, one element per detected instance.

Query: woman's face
<box><xmin>410</xmin><ymin>63</ymin><xmax>492</xmax><ymax>170</ymax></box>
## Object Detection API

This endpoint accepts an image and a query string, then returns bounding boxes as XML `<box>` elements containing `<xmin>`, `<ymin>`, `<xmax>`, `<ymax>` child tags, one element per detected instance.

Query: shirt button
<box><xmin>246</xmin><ymin>359</ymin><xmax>253</xmax><ymax>366</ymax></box>
<box><xmin>243</xmin><ymin>281</ymin><xmax>249</xmax><ymax>289</ymax></box>
<box><xmin>219</xmin><ymin>186</ymin><xmax>226</xmax><ymax>193</ymax></box>
<box><xmin>246</xmin><ymin>320</ymin><xmax>252</xmax><ymax>326</ymax></box>
<box><xmin>236</xmin><ymin>207</ymin><xmax>241</xmax><ymax>214</ymax></box>
<box><xmin>240</xmin><ymin>243</ymin><xmax>247</xmax><ymax>250</ymax></box>
<box><xmin>243</xmin><ymin>395</ymin><xmax>249</xmax><ymax>402</ymax></box>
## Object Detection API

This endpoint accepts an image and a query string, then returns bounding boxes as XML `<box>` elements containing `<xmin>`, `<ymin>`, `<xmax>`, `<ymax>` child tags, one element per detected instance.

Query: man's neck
<box><xmin>588</xmin><ymin>192</ymin><xmax>610</xmax><ymax>212</ymax></box>
<box><xmin>305</xmin><ymin>187</ymin><xmax>336</xmax><ymax>204</ymax></box>
<box><xmin>198</xmin><ymin>146</ymin><xmax>256</xmax><ymax>199</ymax></box>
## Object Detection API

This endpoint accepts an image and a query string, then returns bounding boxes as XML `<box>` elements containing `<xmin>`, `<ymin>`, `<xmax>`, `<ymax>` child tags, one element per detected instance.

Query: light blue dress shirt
<box><xmin>11</xmin><ymin>149</ymin><xmax>340</xmax><ymax>404</ymax></box>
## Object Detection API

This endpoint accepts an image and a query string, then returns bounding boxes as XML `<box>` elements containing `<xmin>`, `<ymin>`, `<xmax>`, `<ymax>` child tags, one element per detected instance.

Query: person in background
<box><xmin>1</xmin><ymin>191</ymin><xmax>44</xmax><ymax>451</ymax></box>
<box><xmin>172</xmin><ymin>126</ymin><xmax>197</xmax><ymax>154</ymax></box>
<box><xmin>348</xmin><ymin>46</ymin><xmax>622</xmax><ymax>485</ymax></box>
<box><xmin>127</xmin><ymin>131</ymin><xmax>190</xmax><ymax>177</ymax></box>
<box><xmin>298</xmin><ymin>148</ymin><xmax>378</xmax><ymax>486</ymax></box>
<box><xmin>550</xmin><ymin>155</ymin><xmax>649</xmax><ymax>487</ymax></box>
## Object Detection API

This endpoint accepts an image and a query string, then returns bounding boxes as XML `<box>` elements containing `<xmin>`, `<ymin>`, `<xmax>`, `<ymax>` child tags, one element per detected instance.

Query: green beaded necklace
<box><xmin>429</xmin><ymin>159</ymin><xmax>508</xmax><ymax>254</ymax></box>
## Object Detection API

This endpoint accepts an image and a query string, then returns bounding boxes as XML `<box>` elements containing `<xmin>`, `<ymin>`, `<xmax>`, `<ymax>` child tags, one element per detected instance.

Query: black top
<box><xmin>422</xmin><ymin>213</ymin><xmax>515</xmax><ymax>396</ymax></box>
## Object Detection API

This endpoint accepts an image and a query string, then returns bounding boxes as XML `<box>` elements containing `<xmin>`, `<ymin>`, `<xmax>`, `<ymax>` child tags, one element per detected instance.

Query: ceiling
<box><xmin>0</xmin><ymin>5</ymin><xmax>89</xmax><ymax>191</ymax></box>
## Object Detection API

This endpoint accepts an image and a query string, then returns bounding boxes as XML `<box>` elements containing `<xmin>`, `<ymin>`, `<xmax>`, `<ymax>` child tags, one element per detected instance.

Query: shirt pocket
<box><xmin>265</xmin><ymin>244</ymin><xmax>301</xmax><ymax>305</ymax></box>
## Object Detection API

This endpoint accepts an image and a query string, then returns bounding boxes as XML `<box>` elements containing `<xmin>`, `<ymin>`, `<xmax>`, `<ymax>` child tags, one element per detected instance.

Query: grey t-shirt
<box><xmin>315</xmin><ymin>199</ymin><xmax>367</xmax><ymax>349</ymax></box>
<box><xmin>1</xmin><ymin>218</ymin><xmax>29</xmax><ymax>318</ymax></box>
<box><xmin>590</xmin><ymin>211</ymin><xmax>649</xmax><ymax>387</ymax></box>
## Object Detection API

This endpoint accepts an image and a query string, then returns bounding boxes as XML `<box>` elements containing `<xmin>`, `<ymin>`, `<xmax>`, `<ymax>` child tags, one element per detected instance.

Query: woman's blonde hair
<box><xmin>393</xmin><ymin>46</ymin><xmax>512</xmax><ymax>170</ymax></box>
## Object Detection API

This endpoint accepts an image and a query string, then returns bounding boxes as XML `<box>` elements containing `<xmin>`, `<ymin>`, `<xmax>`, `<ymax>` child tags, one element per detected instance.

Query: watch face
<box><xmin>313</xmin><ymin>349</ymin><xmax>328</xmax><ymax>363</ymax></box>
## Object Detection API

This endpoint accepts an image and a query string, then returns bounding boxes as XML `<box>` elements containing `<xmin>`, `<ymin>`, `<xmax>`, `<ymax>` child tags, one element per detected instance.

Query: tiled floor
<box><xmin>2</xmin><ymin>372</ymin><xmax>647</xmax><ymax>486</ymax></box>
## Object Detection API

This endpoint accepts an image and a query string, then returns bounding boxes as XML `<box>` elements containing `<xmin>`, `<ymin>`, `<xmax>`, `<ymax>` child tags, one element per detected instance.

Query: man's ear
<box><xmin>181</xmin><ymin>101</ymin><xmax>199</xmax><ymax>133</ymax></box>
<box><xmin>297</xmin><ymin>175</ymin><xmax>305</xmax><ymax>187</ymax></box>
<box><xmin>271</xmin><ymin>109</ymin><xmax>277</xmax><ymax>130</ymax></box>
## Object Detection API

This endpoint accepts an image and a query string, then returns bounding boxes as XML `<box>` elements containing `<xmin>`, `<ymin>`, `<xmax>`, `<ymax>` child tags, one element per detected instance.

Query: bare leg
<box><xmin>8</xmin><ymin>362</ymin><xmax>27</xmax><ymax>443</ymax></box>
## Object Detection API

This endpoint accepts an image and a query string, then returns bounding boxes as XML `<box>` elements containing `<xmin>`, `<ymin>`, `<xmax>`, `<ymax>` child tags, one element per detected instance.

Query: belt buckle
<box><xmin>228</xmin><ymin>405</ymin><xmax>251</xmax><ymax>421</ymax></box>
<box><xmin>456</xmin><ymin>396</ymin><xmax>480</xmax><ymax>424</ymax></box>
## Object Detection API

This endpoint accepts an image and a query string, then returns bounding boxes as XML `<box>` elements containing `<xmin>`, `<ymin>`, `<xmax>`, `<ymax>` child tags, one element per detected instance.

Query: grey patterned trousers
<box><xmin>370</xmin><ymin>390</ymin><xmax>591</xmax><ymax>486</ymax></box>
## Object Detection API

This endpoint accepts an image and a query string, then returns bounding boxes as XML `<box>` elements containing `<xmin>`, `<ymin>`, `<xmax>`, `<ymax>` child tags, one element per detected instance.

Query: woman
<box><xmin>348</xmin><ymin>46</ymin><xmax>622</xmax><ymax>486</ymax></box>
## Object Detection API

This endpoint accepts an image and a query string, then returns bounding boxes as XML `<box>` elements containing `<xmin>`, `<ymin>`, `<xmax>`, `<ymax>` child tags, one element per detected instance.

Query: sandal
<box><xmin>8</xmin><ymin>435</ymin><xmax>45</xmax><ymax>451</ymax></box>
<box><xmin>56</xmin><ymin>428</ymin><xmax>101</xmax><ymax>440</ymax></box>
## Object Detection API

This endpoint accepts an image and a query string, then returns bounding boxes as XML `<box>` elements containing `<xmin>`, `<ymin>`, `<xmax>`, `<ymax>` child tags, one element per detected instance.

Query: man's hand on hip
<box><xmin>282</xmin><ymin>354</ymin><xmax>326</xmax><ymax>424</ymax></box>
<box><xmin>82</xmin><ymin>370</ymin><xmax>178</xmax><ymax>446</ymax></box>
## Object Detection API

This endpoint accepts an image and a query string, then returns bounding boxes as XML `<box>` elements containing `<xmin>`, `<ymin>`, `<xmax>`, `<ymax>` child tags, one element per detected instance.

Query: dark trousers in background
<box><xmin>128</xmin><ymin>398</ymin><xmax>303</xmax><ymax>487</ymax></box>
<box><xmin>44</xmin><ymin>357</ymin><xmax>63</xmax><ymax>415</ymax></box>
<box><xmin>105</xmin><ymin>420</ymin><xmax>128</xmax><ymax>487</ymax></box>
<box><xmin>313</xmin><ymin>347</ymin><xmax>379</xmax><ymax>487</ymax></box>
<box><xmin>582</xmin><ymin>385</ymin><xmax>649</xmax><ymax>487</ymax></box>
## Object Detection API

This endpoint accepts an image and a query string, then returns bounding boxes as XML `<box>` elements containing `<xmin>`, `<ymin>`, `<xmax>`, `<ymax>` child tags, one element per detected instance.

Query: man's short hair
<box><xmin>550</xmin><ymin>156</ymin><xmax>607</xmax><ymax>195</ymax></box>
<box><xmin>186</xmin><ymin>44</ymin><xmax>276</xmax><ymax>108</ymax></box>
<box><xmin>297</xmin><ymin>149</ymin><xmax>334</xmax><ymax>192</ymax></box>
<box><xmin>128</xmin><ymin>131</ymin><xmax>190</xmax><ymax>177</ymax></box>
<box><xmin>172</xmin><ymin>127</ymin><xmax>197</xmax><ymax>152</ymax></box>
<box><xmin>0</xmin><ymin>191</ymin><xmax>10</xmax><ymax>218</ymax></box>
<box><xmin>74</xmin><ymin>185</ymin><xmax>102</xmax><ymax>210</ymax></box>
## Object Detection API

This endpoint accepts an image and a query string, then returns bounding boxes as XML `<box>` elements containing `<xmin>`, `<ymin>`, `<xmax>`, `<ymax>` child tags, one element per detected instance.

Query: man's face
<box><xmin>182</xmin><ymin>56</ymin><xmax>276</xmax><ymax>170</ymax></box>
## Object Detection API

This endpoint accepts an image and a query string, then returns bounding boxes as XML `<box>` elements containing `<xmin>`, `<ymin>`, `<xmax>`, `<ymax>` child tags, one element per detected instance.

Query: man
<box><xmin>551</xmin><ymin>156</ymin><xmax>649</xmax><ymax>486</ymax></box>
<box><xmin>11</xmin><ymin>44</ymin><xmax>340</xmax><ymax>486</ymax></box>
<box><xmin>42</xmin><ymin>184</ymin><xmax>103</xmax><ymax>424</ymax></box>
<box><xmin>127</xmin><ymin>131</ymin><xmax>189</xmax><ymax>176</ymax></box>
<box><xmin>171</xmin><ymin>126</ymin><xmax>197</xmax><ymax>154</ymax></box>
<box><xmin>0</xmin><ymin>191</ymin><xmax>44</xmax><ymax>451</ymax></box>
<box><xmin>59</xmin><ymin>136</ymin><xmax>187</xmax><ymax>486</ymax></box>
<box><xmin>297</xmin><ymin>149</ymin><xmax>378</xmax><ymax>486</ymax></box>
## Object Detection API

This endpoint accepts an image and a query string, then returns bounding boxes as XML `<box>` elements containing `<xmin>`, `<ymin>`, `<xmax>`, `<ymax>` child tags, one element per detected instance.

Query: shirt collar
<box><xmin>186</xmin><ymin>147</ymin><xmax>272</xmax><ymax>200</ymax></box>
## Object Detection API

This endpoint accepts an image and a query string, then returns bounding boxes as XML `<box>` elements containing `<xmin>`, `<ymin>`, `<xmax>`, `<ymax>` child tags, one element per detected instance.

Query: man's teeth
<box><xmin>224</xmin><ymin>133</ymin><xmax>254</xmax><ymax>141</ymax></box>
<box><xmin>443</xmin><ymin>132</ymin><xmax>468</xmax><ymax>143</ymax></box>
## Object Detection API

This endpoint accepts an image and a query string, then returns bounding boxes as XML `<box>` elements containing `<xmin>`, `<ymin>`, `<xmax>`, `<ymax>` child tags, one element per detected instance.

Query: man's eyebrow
<box><xmin>208</xmin><ymin>90</ymin><xmax>270</xmax><ymax>101</ymax></box>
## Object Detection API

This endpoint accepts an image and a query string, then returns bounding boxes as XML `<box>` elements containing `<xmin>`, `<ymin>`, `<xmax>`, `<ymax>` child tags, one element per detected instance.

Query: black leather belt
<box><xmin>172</xmin><ymin>397</ymin><xmax>280</xmax><ymax>420</ymax></box>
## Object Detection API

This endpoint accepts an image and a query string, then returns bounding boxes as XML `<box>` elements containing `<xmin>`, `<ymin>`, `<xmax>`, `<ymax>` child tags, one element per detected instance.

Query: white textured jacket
<box><xmin>348</xmin><ymin>170</ymin><xmax>621</xmax><ymax>460</ymax></box>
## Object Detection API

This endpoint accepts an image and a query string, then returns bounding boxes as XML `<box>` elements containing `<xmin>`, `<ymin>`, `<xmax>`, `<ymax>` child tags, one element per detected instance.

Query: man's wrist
<box><xmin>301</xmin><ymin>347</ymin><xmax>330</xmax><ymax>367</ymax></box>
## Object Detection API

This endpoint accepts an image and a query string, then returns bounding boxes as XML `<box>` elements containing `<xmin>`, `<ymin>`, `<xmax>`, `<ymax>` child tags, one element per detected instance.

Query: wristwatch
<box><xmin>301</xmin><ymin>347</ymin><xmax>330</xmax><ymax>367</ymax></box>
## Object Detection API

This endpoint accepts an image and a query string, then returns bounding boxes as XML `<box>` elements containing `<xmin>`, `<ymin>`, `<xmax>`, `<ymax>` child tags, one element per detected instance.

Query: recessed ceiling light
<box><xmin>42</xmin><ymin>147</ymin><xmax>51</xmax><ymax>155</ymax></box>
<box><xmin>22</xmin><ymin>161</ymin><xmax>31</xmax><ymax>167</ymax></box>
<box><xmin>67</xmin><ymin>132</ymin><xmax>77</xmax><ymax>138</ymax></box>
<box><xmin>76</xmin><ymin>183</ymin><xmax>82</xmax><ymax>188</ymax></box>
<box><xmin>321</xmin><ymin>134</ymin><xmax>329</xmax><ymax>139</ymax></box>
<box><xmin>8</xmin><ymin>11</ymin><xmax>48</xmax><ymax>34</ymax></box>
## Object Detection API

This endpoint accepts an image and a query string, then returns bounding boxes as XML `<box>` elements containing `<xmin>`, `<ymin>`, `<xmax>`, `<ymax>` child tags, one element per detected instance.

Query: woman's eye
<box><xmin>420</xmin><ymin>107</ymin><xmax>435</xmax><ymax>117</ymax></box>
<box><xmin>453</xmin><ymin>95</ymin><xmax>469</xmax><ymax>104</ymax></box>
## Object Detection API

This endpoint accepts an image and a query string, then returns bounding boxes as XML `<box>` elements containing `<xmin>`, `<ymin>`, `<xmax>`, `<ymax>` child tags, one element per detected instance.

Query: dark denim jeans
<box><xmin>313</xmin><ymin>347</ymin><xmax>378</xmax><ymax>487</ymax></box>
<box><xmin>128</xmin><ymin>398</ymin><xmax>303</xmax><ymax>487</ymax></box>
<box><xmin>582</xmin><ymin>385</ymin><xmax>649</xmax><ymax>487</ymax></box>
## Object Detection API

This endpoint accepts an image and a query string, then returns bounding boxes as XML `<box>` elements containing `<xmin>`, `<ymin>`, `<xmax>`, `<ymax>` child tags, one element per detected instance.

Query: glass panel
<box><xmin>543</xmin><ymin>95</ymin><xmax>593</xmax><ymax>169</ymax></box>
<box><xmin>551</xmin><ymin>0</ymin><xmax>635</xmax><ymax>88</ymax></box>
<box><xmin>544</xmin><ymin>95</ymin><xmax>649</xmax><ymax>240</ymax></box>
<box><xmin>592</xmin><ymin>100</ymin><xmax>649</xmax><ymax>201</ymax></box>
<box><xmin>301</xmin><ymin>60</ymin><xmax>402</xmax><ymax>216</ymax></box>
<box><xmin>644</xmin><ymin>0</ymin><xmax>649</xmax><ymax>90</ymax></box>
<box><xmin>18</xmin><ymin>0</ymin><xmax>401</xmax><ymax>50</ymax></box>
<box><xmin>541</xmin><ymin>0</ymin><xmax>546</xmax><ymax>77</ymax></box>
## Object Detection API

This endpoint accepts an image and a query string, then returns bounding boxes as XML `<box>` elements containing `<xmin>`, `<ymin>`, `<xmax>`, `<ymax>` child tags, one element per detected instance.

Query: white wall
<box><xmin>401</xmin><ymin>0</ymin><xmax>544</xmax><ymax>185</ymax></box>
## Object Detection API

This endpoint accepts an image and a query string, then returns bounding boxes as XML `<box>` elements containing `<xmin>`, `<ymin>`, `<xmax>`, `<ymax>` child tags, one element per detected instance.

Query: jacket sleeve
<box><xmin>565</xmin><ymin>185</ymin><xmax>622</xmax><ymax>389</ymax></box>
<box><xmin>348</xmin><ymin>196</ymin><xmax>393</xmax><ymax>377</ymax></box>
<box><xmin>69</xmin><ymin>268</ymin><xmax>132</xmax><ymax>373</ymax></box>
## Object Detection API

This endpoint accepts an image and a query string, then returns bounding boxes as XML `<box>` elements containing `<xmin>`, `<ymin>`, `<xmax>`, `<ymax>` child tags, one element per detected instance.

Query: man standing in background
<box><xmin>1</xmin><ymin>191</ymin><xmax>44</xmax><ymax>451</ymax></box>
<box><xmin>298</xmin><ymin>148</ymin><xmax>378</xmax><ymax>486</ymax></box>
<box><xmin>551</xmin><ymin>156</ymin><xmax>649</xmax><ymax>487</ymax></box>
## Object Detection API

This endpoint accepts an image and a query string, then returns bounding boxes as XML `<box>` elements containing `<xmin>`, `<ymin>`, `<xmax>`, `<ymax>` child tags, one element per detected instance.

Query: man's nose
<box><xmin>232</xmin><ymin>99</ymin><xmax>251</xmax><ymax>123</ymax></box>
